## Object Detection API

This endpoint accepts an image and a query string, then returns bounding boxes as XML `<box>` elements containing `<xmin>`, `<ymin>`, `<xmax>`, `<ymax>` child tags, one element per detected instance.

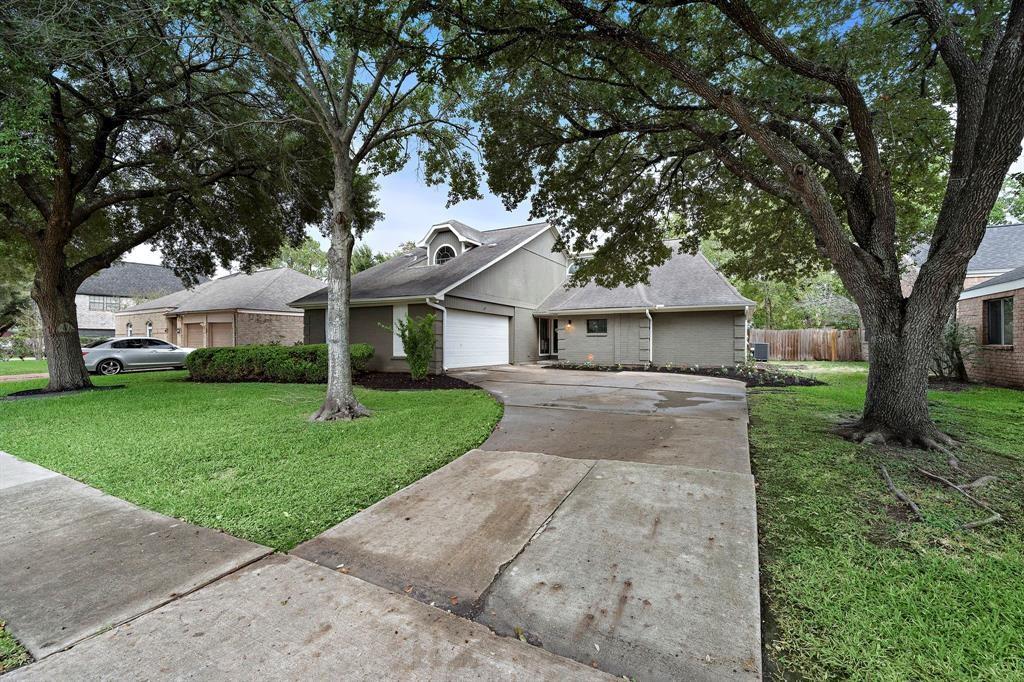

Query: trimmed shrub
<box><xmin>389</xmin><ymin>313</ymin><xmax>436</xmax><ymax>380</ymax></box>
<box><xmin>186</xmin><ymin>343</ymin><xmax>374</xmax><ymax>383</ymax></box>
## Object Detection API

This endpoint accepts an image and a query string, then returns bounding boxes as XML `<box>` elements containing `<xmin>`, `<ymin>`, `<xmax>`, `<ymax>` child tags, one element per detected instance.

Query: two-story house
<box><xmin>76</xmin><ymin>262</ymin><xmax>200</xmax><ymax>338</ymax></box>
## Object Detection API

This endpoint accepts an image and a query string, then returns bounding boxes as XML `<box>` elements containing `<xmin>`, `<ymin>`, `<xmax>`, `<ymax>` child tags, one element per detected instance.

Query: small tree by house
<box><xmin>390</xmin><ymin>313</ymin><xmax>437</xmax><ymax>380</ymax></box>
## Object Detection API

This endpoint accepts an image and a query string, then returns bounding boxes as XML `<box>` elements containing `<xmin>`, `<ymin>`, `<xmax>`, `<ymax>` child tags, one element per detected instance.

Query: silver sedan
<box><xmin>82</xmin><ymin>337</ymin><xmax>195</xmax><ymax>376</ymax></box>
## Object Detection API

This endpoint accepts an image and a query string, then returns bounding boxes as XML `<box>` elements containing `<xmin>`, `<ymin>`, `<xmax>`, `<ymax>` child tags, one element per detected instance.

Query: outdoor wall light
<box><xmin>566</xmin><ymin>320</ymin><xmax>573</xmax><ymax>330</ymax></box>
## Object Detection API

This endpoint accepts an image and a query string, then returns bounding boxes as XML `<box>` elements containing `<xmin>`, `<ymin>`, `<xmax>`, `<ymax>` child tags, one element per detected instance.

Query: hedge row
<box><xmin>186</xmin><ymin>343</ymin><xmax>374</xmax><ymax>383</ymax></box>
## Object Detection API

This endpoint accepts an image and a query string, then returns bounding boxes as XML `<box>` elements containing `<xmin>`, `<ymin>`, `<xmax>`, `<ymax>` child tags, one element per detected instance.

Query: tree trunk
<box><xmin>310</xmin><ymin>167</ymin><xmax>371</xmax><ymax>422</ymax></box>
<box><xmin>32</xmin><ymin>258</ymin><xmax>92</xmax><ymax>392</ymax></box>
<box><xmin>841</xmin><ymin>303</ymin><xmax>954</xmax><ymax>450</ymax></box>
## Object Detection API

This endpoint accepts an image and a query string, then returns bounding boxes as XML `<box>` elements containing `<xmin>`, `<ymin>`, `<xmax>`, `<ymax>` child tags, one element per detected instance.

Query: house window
<box><xmin>434</xmin><ymin>245</ymin><xmax>456</xmax><ymax>265</ymax></box>
<box><xmin>985</xmin><ymin>297</ymin><xmax>1014</xmax><ymax>345</ymax></box>
<box><xmin>88</xmin><ymin>295</ymin><xmax>125</xmax><ymax>312</ymax></box>
<box><xmin>146</xmin><ymin>321</ymin><xmax>153</xmax><ymax>337</ymax></box>
<box><xmin>126</xmin><ymin>322</ymin><xmax>133</xmax><ymax>337</ymax></box>
<box><xmin>586</xmin><ymin>318</ymin><xmax>608</xmax><ymax>334</ymax></box>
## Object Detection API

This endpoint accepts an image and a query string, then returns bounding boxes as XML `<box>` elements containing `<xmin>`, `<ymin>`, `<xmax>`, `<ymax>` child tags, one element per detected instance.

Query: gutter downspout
<box><xmin>644</xmin><ymin>308</ymin><xmax>654</xmax><ymax>366</ymax></box>
<box><xmin>426</xmin><ymin>298</ymin><xmax>447</xmax><ymax>372</ymax></box>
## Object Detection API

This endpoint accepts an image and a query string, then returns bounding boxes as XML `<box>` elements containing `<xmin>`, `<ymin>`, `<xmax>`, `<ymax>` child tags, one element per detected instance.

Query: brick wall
<box><xmin>235</xmin><ymin>312</ymin><xmax>304</xmax><ymax>346</ymax></box>
<box><xmin>114</xmin><ymin>311</ymin><xmax>172</xmax><ymax>341</ymax></box>
<box><xmin>956</xmin><ymin>288</ymin><xmax>1023</xmax><ymax>388</ymax></box>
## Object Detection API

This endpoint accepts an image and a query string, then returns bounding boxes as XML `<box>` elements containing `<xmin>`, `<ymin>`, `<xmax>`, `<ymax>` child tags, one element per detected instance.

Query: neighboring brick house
<box><xmin>115</xmin><ymin>268</ymin><xmax>323</xmax><ymax>348</ymax></box>
<box><xmin>957</xmin><ymin>265</ymin><xmax>1023</xmax><ymax>388</ymax></box>
<box><xmin>76</xmin><ymin>262</ymin><xmax>200</xmax><ymax>337</ymax></box>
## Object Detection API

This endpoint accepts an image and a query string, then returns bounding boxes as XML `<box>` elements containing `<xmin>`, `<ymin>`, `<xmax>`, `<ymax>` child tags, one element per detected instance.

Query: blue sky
<box><xmin>127</xmin><ymin>164</ymin><xmax>538</xmax><ymax>269</ymax></box>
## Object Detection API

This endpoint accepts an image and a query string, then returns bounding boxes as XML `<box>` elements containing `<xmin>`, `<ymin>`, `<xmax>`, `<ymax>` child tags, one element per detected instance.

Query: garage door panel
<box><xmin>446</xmin><ymin>310</ymin><xmax>509</xmax><ymax>369</ymax></box>
<box><xmin>184</xmin><ymin>323</ymin><xmax>204</xmax><ymax>348</ymax></box>
<box><xmin>208</xmin><ymin>322</ymin><xmax>233</xmax><ymax>347</ymax></box>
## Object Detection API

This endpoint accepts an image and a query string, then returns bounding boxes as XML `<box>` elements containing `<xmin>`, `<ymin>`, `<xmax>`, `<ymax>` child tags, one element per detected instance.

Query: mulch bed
<box><xmin>547</xmin><ymin>362</ymin><xmax>824</xmax><ymax>388</ymax></box>
<box><xmin>927</xmin><ymin>376</ymin><xmax>972</xmax><ymax>392</ymax></box>
<box><xmin>354</xmin><ymin>371</ymin><xmax>477</xmax><ymax>391</ymax></box>
<box><xmin>3</xmin><ymin>385</ymin><xmax>126</xmax><ymax>401</ymax></box>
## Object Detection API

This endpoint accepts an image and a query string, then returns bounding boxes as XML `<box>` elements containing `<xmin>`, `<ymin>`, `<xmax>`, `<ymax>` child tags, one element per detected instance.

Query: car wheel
<box><xmin>97</xmin><ymin>359</ymin><xmax>123</xmax><ymax>376</ymax></box>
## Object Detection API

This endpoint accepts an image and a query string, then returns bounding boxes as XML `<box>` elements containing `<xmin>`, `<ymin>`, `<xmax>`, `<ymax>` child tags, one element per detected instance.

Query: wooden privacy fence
<box><xmin>750</xmin><ymin>328</ymin><xmax>862</xmax><ymax>362</ymax></box>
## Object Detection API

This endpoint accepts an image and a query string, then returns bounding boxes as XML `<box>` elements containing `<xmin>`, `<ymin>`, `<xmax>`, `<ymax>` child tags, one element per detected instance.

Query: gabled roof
<box><xmin>291</xmin><ymin>222</ymin><xmax>551</xmax><ymax>307</ymax></box>
<box><xmin>77</xmin><ymin>261</ymin><xmax>202</xmax><ymax>297</ymax></box>
<box><xmin>959</xmin><ymin>263</ymin><xmax>1024</xmax><ymax>300</ymax></box>
<box><xmin>416</xmin><ymin>219</ymin><xmax>486</xmax><ymax>247</ymax></box>
<box><xmin>913</xmin><ymin>223</ymin><xmax>1024</xmax><ymax>274</ymax></box>
<box><xmin>537</xmin><ymin>242</ymin><xmax>754</xmax><ymax>313</ymax></box>
<box><xmin>121</xmin><ymin>268</ymin><xmax>323</xmax><ymax>314</ymax></box>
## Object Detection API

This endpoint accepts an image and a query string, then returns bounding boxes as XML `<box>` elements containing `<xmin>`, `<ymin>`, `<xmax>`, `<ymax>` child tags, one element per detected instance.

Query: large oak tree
<box><xmin>447</xmin><ymin>0</ymin><xmax>1024</xmax><ymax>449</ymax></box>
<box><xmin>0</xmin><ymin>0</ymin><xmax>327</xmax><ymax>391</ymax></box>
<box><xmin>208</xmin><ymin>0</ymin><xmax>479</xmax><ymax>421</ymax></box>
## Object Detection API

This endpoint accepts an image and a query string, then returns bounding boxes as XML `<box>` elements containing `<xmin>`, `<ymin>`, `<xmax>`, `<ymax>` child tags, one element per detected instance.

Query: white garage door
<box><xmin>445</xmin><ymin>309</ymin><xmax>509</xmax><ymax>369</ymax></box>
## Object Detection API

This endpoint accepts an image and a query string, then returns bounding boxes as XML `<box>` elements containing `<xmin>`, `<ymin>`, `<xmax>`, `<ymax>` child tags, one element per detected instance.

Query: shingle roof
<box><xmin>913</xmin><ymin>223</ymin><xmax>1024</xmax><ymax>273</ymax></box>
<box><xmin>122</xmin><ymin>268</ymin><xmax>323</xmax><ymax>314</ymax></box>
<box><xmin>291</xmin><ymin>222</ymin><xmax>551</xmax><ymax>306</ymax></box>
<box><xmin>537</xmin><ymin>242</ymin><xmax>754</xmax><ymax>313</ymax></box>
<box><xmin>961</xmin><ymin>263</ymin><xmax>1024</xmax><ymax>295</ymax></box>
<box><xmin>77</xmin><ymin>261</ymin><xmax>201</xmax><ymax>297</ymax></box>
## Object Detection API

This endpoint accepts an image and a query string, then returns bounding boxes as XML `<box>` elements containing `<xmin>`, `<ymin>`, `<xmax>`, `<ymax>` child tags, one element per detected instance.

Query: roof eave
<box><xmin>535</xmin><ymin>303</ymin><xmax>753</xmax><ymax>316</ymax></box>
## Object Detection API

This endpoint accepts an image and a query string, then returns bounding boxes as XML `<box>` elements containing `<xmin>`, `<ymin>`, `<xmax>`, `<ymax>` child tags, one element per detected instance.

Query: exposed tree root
<box><xmin>962</xmin><ymin>475</ymin><xmax>998</xmax><ymax>489</ymax></box>
<box><xmin>838</xmin><ymin>419</ymin><xmax>957</xmax><ymax>453</ymax></box>
<box><xmin>879</xmin><ymin>465</ymin><xmax>925</xmax><ymax>522</ymax></box>
<box><xmin>309</xmin><ymin>396</ymin><xmax>372</xmax><ymax>422</ymax></box>
<box><xmin>961</xmin><ymin>514</ymin><xmax>1003</xmax><ymax>531</ymax></box>
<box><xmin>916</xmin><ymin>467</ymin><xmax>1004</xmax><ymax>530</ymax></box>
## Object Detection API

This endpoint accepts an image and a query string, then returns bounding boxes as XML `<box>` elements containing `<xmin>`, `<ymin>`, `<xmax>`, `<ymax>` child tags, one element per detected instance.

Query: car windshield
<box><xmin>84</xmin><ymin>339</ymin><xmax>109</xmax><ymax>348</ymax></box>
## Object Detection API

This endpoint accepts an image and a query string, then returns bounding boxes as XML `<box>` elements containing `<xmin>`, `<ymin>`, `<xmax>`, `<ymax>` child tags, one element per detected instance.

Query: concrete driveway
<box><xmin>295</xmin><ymin>365</ymin><xmax>761</xmax><ymax>680</ymax></box>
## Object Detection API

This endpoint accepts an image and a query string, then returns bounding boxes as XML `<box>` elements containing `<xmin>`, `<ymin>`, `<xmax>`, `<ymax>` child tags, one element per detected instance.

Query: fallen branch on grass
<box><xmin>879</xmin><ymin>465</ymin><xmax>925</xmax><ymax>522</ymax></box>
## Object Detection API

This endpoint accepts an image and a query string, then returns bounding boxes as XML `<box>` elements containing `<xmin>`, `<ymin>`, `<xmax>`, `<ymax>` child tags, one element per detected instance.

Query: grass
<box><xmin>0</xmin><ymin>371</ymin><xmax>502</xmax><ymax>551</ymax></box>
<box><xmin>752</xmin><ymin>362</ymin><xmax>1024</xmax><ymax>680</ymax></box>
<box><xmin>0</xmin><ymin>621</ymin><xmax>30</xmax><ymax>673</ymax></box>
<box><xmin>0</xmin><ymin>358</ymin><xmax>47</xmax><ymax>376</ymax></box>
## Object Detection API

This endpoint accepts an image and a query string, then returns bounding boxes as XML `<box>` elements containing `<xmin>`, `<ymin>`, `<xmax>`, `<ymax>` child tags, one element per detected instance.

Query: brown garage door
<box><xmin>184</xmin><ymin>323</ymin><xmax>204</xmax><ymax>348</ymax></box>
<box><xmin>208</xmin><ymin>322</ymin><xmax>233</xmax><ymax>347</ymax></box>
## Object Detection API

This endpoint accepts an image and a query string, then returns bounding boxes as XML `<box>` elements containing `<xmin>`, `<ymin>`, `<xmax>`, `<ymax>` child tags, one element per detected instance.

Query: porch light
<box><xmin>566</xmin><ymin>320</ymin><xmax>573</xmax><ymax>330</ymax></box>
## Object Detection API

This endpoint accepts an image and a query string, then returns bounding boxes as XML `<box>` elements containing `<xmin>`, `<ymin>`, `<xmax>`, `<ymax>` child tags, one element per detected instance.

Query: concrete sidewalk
<box><xmin>0</xmin><ymin>452</ymin><xmax>271</xmax><ymax>658</ymax></box>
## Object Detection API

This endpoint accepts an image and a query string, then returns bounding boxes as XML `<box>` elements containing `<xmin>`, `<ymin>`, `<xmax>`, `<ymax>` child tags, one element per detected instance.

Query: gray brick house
<box><xmin>76</xmin><ymin>262</ymin><xmax>199</xmax><ymax>337</ymax></box>
<box><xmin>115</xmin><ymin>268</ymin><xmax>323</xmax><ymax>347</ymax></box>
<box><xmin>290</xmin><ymin>220</ymin><xmax>753</xmax><ymax>373</ymax></box>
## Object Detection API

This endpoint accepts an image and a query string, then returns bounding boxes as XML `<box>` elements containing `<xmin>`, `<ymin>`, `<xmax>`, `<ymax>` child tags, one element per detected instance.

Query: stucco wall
<box><xmin>957</xmin><ymin>290</ymin><xmax>1023</xmax><ymax>388</ymax></box>
<box><xmin>556</xmin><ymin>310</ymin><xmax>743</xmax><ymax>366</ymax></box>
<box><xmin>450</xmin><ymin>230</ymin><xmax>567</xmax><ymax>309</ymax></box>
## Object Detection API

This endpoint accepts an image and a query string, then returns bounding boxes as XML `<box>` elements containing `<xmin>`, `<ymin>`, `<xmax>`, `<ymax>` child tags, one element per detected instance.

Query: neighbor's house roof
<box><xmin>959</xmin><ymin>263</ymin><xmax>1024</xmax><ymax>300</ymax></box>
<box><xmin>120</xmin><ymin>268</ymin><xmax>323</xmax><ymax>315</ymax></box>
<box><xmin>291</xmin><ymin>222</ymin><xmax>552</xmax><ymax>307</ymax></box>
<box><xmin>77</xmin><ymin>261</ymin><xmax>202</xmax><ymax>297</ymax></box>
<box><xmin>913</xmin><ymin>223</ymin><xmax>1024</xmax><ymax>275</ymax></box>
<box><xmin>537</xmin><ymin>242</ymin><xmax>754</xmax><ymax>314</ymax></box>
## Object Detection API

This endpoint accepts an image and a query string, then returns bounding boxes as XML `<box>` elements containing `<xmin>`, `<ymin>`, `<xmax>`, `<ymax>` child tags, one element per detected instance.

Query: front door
<box><xmin>539</xmin><ymin>318</ymin><xmax>551</xmax><ymax>355</ymax></box>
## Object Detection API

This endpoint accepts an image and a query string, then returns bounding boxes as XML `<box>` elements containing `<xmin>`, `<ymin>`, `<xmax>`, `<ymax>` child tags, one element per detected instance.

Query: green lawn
<box><xmin>0</xmin><ymin>371</ymin><xmax>501</xmax><ymax>551</ymax></box>
<box><xmin>0</xmin><ymin>359</ymin><xmax>47</xmax><ymax>376</ymax></box>
<box><xmin>752</xmin><ymin>362</ymin><xmax>1024</xmax><ymax>680</ymax></box>
<box><xmin>0</xmin><ymin>622</ymin><xmax>30</xmax><ymax>674</ymax></box>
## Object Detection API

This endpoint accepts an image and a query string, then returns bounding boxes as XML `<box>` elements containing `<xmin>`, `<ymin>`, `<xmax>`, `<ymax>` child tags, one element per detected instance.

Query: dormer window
<box><xmin>435</xmin><ymin>245</ymin><xmax>456</xmax><ymax>265</ymax></box>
